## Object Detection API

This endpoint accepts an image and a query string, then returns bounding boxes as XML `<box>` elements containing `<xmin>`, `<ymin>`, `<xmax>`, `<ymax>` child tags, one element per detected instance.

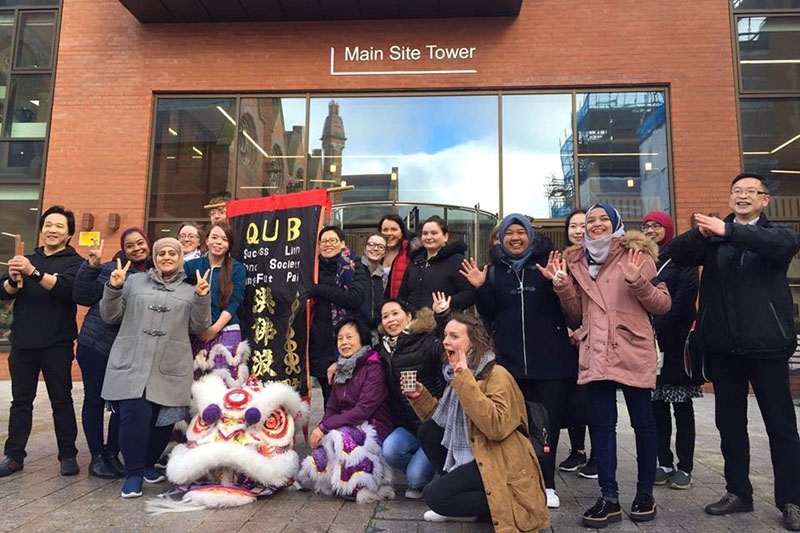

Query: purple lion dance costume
<box><xmin>297</xmin><ymin>421</ymin><xmax>394</xmax><ymax>504</ymax></box>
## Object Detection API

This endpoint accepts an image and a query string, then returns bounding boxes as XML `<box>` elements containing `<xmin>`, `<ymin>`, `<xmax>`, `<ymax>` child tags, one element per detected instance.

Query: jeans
<box><xmin>76</xmin><ymin>343</ymin><xmax>119</xmax><ymax>455</ymax></box>
<box><xmin>382</xmin><ymin>426</ymin><xmax>435</xmax><ymax>489</ymax></box>
<box><xmin>4</xmin><ymin>345</ymin><xmax>78</xmax><ymax>461</ymax></box>
<box><xmin>710</xmin><ymin>354</ymin><xmax>800</xmax><ymax>509</ymax></box>
<box><xmin>117</xmin><ymin>397</ymin><xmax>173</xmax><ymax>477</ymax></box>
<box><xmin>652</xmin><ymin>399</ymin><xmax>695</xmax><ymax>473</ymax></box>
<box><xmin>588</xmin><ymin>380</ymin><xmax>657</xmax><ymax>500</ymax></box>
<box><xmin>417</xmin><ymin>420</ymin><xmax>490</xmax><ymax>518</ymax></box>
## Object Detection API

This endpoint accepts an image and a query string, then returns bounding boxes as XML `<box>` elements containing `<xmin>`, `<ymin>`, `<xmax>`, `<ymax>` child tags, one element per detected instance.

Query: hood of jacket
<box><xmin>564</xmin><ymin>230</ymin><xmax>658</xmax><ymax>263</ymax></box>
<box><xmin>410</xmin><ymin>240</ymin><xmax>467</xmax><ymax>263</ymax></box>
<box><xmin>33</xmin><ymin>245</ymin><xmax>80</xmax><ymax>259</ymax></box>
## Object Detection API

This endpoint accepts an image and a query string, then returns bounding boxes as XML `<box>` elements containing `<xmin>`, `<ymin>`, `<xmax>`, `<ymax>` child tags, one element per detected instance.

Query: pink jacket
<box><xmin>554</xmin><ymin>231</ymin><xmax>671</xmax><ymax>389</ymax></box>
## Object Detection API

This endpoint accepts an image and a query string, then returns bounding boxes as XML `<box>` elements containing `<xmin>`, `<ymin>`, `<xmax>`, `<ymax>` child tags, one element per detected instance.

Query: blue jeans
<box><xmin>588</xmin><ymin>380</ymin><xmax>657</xmax><ymax>500</ymax></box>
<box><xmin>382</xmin><ymin>426</ymin><xmax>435</xmax><ymax>489</ymax></box>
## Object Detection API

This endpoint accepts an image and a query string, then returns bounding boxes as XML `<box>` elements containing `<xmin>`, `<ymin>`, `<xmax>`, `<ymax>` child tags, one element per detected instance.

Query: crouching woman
<box><xmin>299</xmin><ymin>319</ymin><xmax>394</xmax><ymax>503</ymax></box>
<box><xmin>406</xmin><ymin>313</ymin><xmax>550</xmax><ymax>532</ymax></box>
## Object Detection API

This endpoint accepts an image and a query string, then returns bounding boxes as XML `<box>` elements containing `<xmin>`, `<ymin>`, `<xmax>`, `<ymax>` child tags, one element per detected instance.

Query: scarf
<box><xmin>642</xmin><ymin>211</ymin><xmax>674</xmax><ymax>246</ymax></box>
<box><xmin>432</xmin><ymin>350</ymin><xmax>497</xmax><ymax>472</ymax></box>
<box><xmin>323</xmin><ymin>246</ymin><xmax>356</xmax><ymax>326</ymax></box>
<box><xmin>498</xmin><ymin>213</ymin><xmax>535</xmax><ymax>274</ymax></box>
<box><xmin>151</xmin><ymin>237</ymin><xmax>184</xmax><ymax>283</ymax></box>
<box><xmin>584</xmin><ymin>204</ymin><xmax>625</xmax><ymax>279</ymax></box>
<box><xmin>381</xmin><ymin>334</ymin><xmax>399</xmax><ymax>355</ymax></box>
<box><xmin>333</xmin><ymin>345</ymin><xmax>372</xmax><ymax>384</ymax></box>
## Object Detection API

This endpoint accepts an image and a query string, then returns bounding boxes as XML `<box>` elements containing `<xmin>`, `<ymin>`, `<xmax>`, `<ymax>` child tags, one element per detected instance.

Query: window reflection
<box><xmin>738</xmin><ymin>16</ymin><xmax>800</xmax><ymax>92</ymax></box>
<box><xmin>576</xmin><ymin>91</ymin><xmax>670</xmax><ymax>219</ymax></box>
<box><xmin>733</xmin><ymin>0</ymin><xmax>800</xmax><ymax>9</ymax></box>
<box><xmin>6</xmin><ymin>74</ymin><xmax>51</xmax><ymax>137</ymax></box>
<box><xmin>14</xmin><ymin>11</ymin><xmax>55</xmax><ymax>70</ymax></box>
<box><xmin>0</xmin><ymin>13</ymin><xmax>13</xmax><ymax>133</ymax></box>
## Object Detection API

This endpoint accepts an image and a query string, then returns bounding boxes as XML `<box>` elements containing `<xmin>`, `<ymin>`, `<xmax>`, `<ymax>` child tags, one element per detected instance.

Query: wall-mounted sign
<box><xmin>330</xmin><ymin>45</ymin><xmax>478</xmax><ymax>76</ymax></box>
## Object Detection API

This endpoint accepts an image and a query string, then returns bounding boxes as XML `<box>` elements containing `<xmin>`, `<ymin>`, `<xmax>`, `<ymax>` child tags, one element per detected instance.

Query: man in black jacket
<box><xmin>666</xmin><ymin>173</ymin><xmax>800</xmax><ymax>531</ymax></box>
<box><xmin>0</xmin><ymin>206</ymin><xmax>84</xmax><ymax>477</ymax></box>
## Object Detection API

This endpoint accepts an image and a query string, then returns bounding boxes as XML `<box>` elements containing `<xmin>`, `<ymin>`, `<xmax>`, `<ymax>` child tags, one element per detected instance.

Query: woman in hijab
<box><xmin>641</xmin><ymin>211</ymin><xmax>700</xmax><ymax>490</ymax></box>
<box><xmin>73</xmin><ymin>227</ymin><xmax>152</xmax><ymax>479</ymax></box>
<box><xmin>540</xmin><ymin>203</ymin><xmax>671</xmax><ymax>527</ymax></box>
<box><xmin>99</xmin><ymin>237</ymin><xmax>211</xmax><ymax>499</ymax></box>
<box><xmin>459</xmin><ymin>213</ymin><xmax>576</xmax><ymax>509</ymax></box>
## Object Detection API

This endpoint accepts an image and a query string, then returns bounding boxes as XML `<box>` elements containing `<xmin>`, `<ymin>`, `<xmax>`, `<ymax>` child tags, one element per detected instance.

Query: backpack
<box><xmin>520</xmin><ymin>400</ymin><xmax>552</xmax><ymax>461</ymax></box>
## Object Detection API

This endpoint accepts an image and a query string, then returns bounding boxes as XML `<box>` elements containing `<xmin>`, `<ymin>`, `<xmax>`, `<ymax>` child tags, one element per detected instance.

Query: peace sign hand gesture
<box><xmin>195</xmin><ymin>269</ymin><xmax>211</xmax><ymax>297</ymax></box>
<box><xmin>87</xmin><ymin>238</ymin><xmax>104</xmax><ymax>267</ymax></box>
<box><xmin>109</xmin><ymin>258</ymin><xmax>130</xmax><ymax>288</ymax></box>
<box><xmin>619</xmin><ymin>249</ymin><xmax>646</xmax><ymax>283</ymax></box>
<box><xmin>432</xmin><ymin>291</ymin><xmax>451</xmax><ymax>314</ymax></box>
<box><xmin>536</xmin><ymin>251</ymin><xmax>569</xmax><ymax>287</ymax></box>
<box><xmin>459</xmin><ymin>257</ymin><xmax>488</xmax><ymax>288</ymax></box>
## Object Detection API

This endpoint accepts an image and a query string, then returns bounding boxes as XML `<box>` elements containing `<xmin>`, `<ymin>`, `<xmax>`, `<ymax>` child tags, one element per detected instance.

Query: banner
<box><xmin>227</xmin><ymin>189</ymin><xmax>331</xmax><ymax>397</ymax></box>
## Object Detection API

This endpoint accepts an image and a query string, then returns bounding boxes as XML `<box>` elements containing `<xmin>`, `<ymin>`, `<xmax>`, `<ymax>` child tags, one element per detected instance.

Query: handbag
<box><xmin>520</xmin><ymin>401</ymin><xmax>552</xmax><ymax>462</ymax></box>
<box><xmin>683</xmin><ymin>320</ymin><xmax>710</xmax><ymax>384</ymax></box>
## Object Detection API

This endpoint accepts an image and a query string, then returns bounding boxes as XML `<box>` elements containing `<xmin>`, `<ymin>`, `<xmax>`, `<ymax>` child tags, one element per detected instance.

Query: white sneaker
<box><xmin>404</xmin><ymin>487</ymin><xmax>424</xmax><ymax>499</ymax></box>
<box><xmin>546</xmin><ymin>488</ymin><xmax>560</xmax><ymax>509</ymax></box>
<box><xmin>423</xmin><ymin>510</ymin><xmax>478</xmax><ymax>523</ymax></box>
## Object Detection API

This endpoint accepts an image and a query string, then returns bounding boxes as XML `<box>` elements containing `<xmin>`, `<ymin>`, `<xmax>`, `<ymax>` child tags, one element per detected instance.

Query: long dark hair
<box><xmin>209</xmin><ymin>222</ymin><xmax>235</xmax><ymax>309</ymax></box>
<box><xmin>563</xmin><ymin>208</ymin><xmax>587</xmax><ymax>247</ymax></box>
<box><xmin>377</xmin><ymin>214</ymin><xmax>409</xmax><ymax>241</ymax></box>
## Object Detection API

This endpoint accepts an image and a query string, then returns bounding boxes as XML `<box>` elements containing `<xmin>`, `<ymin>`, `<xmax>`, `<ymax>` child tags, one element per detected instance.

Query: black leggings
<box><xmin>652</xmin><ymin>399</ymin><xmax>695</xmax><ymax>473</ymax></box>
<box><xmin>417</xmin><ymin>420</ymin><xmax>490</xmax><ymax>518</ymax></box>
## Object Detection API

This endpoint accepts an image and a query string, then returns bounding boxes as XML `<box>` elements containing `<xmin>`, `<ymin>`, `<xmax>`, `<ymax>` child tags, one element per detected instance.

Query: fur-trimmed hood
<box><xmin>564</xmin><ymin>230</ymin><xmax>659</xmax><ymax>263</ymax></box>
<box><xmin>407</xmin><ymin>307</ymin><xmax>437</xmax><ymax>335</ymax></box>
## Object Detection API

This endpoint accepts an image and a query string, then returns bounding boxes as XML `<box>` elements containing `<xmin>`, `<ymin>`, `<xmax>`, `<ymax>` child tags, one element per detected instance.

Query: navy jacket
<box><xmin>74</xmin><ymin>252</ymin><xmax>125</xmax><ymax>355</ymax></box>
<box><xmin>474</xmin><ymin>235</ymin><xmax>576</xmax><ymax>380</ymax></box>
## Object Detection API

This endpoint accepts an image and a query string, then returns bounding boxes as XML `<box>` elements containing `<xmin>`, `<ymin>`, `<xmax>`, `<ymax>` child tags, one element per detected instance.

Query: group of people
<box><xmin>1</xmin><ymin>172</ymin><xmax>799</xmax><ymax>531</ymax></box>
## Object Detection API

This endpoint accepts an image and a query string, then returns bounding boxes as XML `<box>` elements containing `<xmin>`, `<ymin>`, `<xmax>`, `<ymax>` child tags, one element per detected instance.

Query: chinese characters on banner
<box><xmin>227</xmin><ymin>189</ymin><xmax>330</xmax><ymax>398</ymax></box>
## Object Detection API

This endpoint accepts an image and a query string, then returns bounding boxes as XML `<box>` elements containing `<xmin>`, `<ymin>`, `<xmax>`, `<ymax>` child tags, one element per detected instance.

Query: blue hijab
<box><xmin>498</xmin><ymin>213</ymin><xmax>535</xmax><ymax>273</ymax></box>
<box><xmin>584</xmin><ymin>203</ymin><xmax>625</xmax><ymax>279</ymax></box>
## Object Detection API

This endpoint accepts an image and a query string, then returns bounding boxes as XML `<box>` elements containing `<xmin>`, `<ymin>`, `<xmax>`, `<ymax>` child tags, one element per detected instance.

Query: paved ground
<box><xmin>0</xmin><ymin>381</ymin><xmax>795</xmax><ymax>532</ymax></box>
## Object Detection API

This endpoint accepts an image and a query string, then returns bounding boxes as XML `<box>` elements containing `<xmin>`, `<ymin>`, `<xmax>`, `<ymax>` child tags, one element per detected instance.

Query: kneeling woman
<box><xmin>100</xmin><ymin>238</ymin><xmax>211</xmax><ymax>498</ymax></box>
<box><xmin>299</xmin><ymin>319</ymin><xmax>394</xmax><ymax>503</ymax></box>
<box><xmin>407</xmin><ymin>313</ymin><xmax>550</xmax><ymax>532</ymax></box>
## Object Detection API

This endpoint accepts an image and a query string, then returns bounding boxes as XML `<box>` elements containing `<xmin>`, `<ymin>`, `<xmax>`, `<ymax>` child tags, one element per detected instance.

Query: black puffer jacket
<box><xmin>308</xmin><ymin>256</ymin><xmax>368</xmax><ymax>377</ymax></box>
<box><xmin>379</xmin><ymin>308</ymin><xmax>446</xmax><ymax>433</ymax></box>
<box><xmin>652</xmin><ymin>243</ymin><xmax>699</xmax><ymax>385</ymax></box>
<box><xmin>666</xmin><ymin>213</ymin><xmax>799</xmax><ymax>359</ymax></box>
<box><xmin>397</xmin><ymin>241</ymin><xmax>474</xmax><ymax>311</ymax></box>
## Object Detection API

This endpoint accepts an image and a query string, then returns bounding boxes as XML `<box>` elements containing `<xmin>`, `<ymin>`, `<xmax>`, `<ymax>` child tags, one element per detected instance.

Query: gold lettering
<box><xmin>262</xmin><ymin>220</ymin><xmax>279</xmax><ymax>242</ymax></box>
<box><xmin>287</xmin><ymin>217</ymin><xmax>301</xmax><ymax>241</ymax></box>
<box><xmin>246</xmin><ymin>223</ymin><xmax>259</xmax><ymax>245</ymax></box>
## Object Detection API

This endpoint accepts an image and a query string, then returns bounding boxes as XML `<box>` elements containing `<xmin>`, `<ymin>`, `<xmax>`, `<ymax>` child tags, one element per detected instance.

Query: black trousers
<box><xmin>652</xmin><ymin>399</ymin><xmax>695</xmax><ymax>473</ymax></box>
<box><xmin>517</xmin><ymin>378</ymin><xmax>572</xmax><ymax>489</ymax></box>
<box><xmin>4</xmin><ymin>345</ymin><xmax>78</xmax><ymax>461</ymax></box>
<box><xmin>709</xmin><ymin>354</ymin><xmax>800</xmax><ymax>510</ymax></box>
<box><xmin>417</xmin><ymin>420</ymin><xmax>490</xmax><ymax>518</ymax></box>
<box><xmin>117</xmin><ymin>398</ymin><xmax>173</xmax><ymax>478</ymax></box>
<box><xmin>75</xmin><ymin>343</ymin><xmax>119</xmax><ymax>456</ymax></box>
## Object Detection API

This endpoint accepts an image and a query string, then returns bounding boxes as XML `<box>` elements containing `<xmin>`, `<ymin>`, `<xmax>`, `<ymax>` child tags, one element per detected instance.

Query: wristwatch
<box><xmin>28</xmin><ymin>268</ymin><xmax>44</xmax><ymax>283</ymax></box>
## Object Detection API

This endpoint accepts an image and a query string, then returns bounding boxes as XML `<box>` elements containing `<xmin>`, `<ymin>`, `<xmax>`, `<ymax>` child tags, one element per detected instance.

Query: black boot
<box><xmin>88</xmin><ymin>454</ymin><xmax>117</xmax><ymax>479</ymax></box>
<box><xmin>102</xmin><ymin>450</ymin><xmax>125</xmax><ymax>478</ymax></box>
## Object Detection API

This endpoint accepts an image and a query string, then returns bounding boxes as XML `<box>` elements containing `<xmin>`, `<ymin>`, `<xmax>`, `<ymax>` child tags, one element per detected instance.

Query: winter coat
<box><xmin>410</xmin><ymin>362</ymin><xmax>550</xmax><ymax>533</ymax></box>
<box><xmin>666</xmin><ymin>213</ymin><xmax>799</xmax><ymax>359</ymax></box>
<box><xmin>397</xmin><ymin>241</ymin><xmax>474</xmax><ymax>311</ymax></box>
<box><xmin>386</xmin><ymin>239</ymin><xmax>412</xmax><ymax>299</ymax></box>
<box><xmin>0</xmin><ymin>246</ymin><xmax>83</xmax><ymax>350</ymax></box>
<box><xmin>319</xmin><ymin>349</ymin><xmax>393</xmax><ymax>442</ymax></box>
<box><xmin>308</xmin><ymin>257</ymin><xmax>368</xmax><ymax>377</ymax></box>
<box><xmin>184</xmin><ymin>256</ymin><xmax>247</xmax><ymax>324</ymax></box>
<box><xmin>100</xmin><ymin>269</ymin><xmax>211</xmax><ymax>407</ymax></box>
<box><xmin>652</xmin><ymin>243</ymin><xmax>699</xmax><ymax>386</ymax></box>
<box><xmin>379</xmin><ymin>308</ymin><xmax>447</xmax><ymax>433</ymax></box>
<box><xmin>554</xmin><ymin>231</ymin><xmax>671</xmax><ymax>389</ymax></box>
<box><xmin>359</xmin><ymin>256</ymin><xmax>386</xmax><ymax>329</ymax></box>
<box><xmin>475</xmin><ymin>234</ymin><xmax>576</xmax><ymax>381</ymax></box>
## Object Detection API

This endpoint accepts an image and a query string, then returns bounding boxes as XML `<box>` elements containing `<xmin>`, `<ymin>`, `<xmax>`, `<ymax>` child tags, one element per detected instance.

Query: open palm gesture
<box><xmin>536</xmin><ymin>251</ymin><xmax>569</xmax><ymax>287</ymax></box>
<box><xmin>195</xmin><ymin>269</ymin><xmax>211</xmax><ymax>296</ymax></box>
<box><xmin>459</xmin><ymin>257</ymin><xmax>488</xmax><ymax>288</ymax></box>
<box><xmin>109</xmin><ymin>258</ymin><xmax>130</xmax><ymax>288</ymax></box>
<box><xmin>87</xmin><ymin>238</ymin><xmax>104</xmax><ymax>267</ymax></box>
<box><xmin>619</xmin><ymin>249</ymin><xmax>646</xmax><ymax>283</ymax></box>
<box><xmin>432</xmin><ymin>291</ymin><xmax>451</xmax><ymax>314</ymax></box>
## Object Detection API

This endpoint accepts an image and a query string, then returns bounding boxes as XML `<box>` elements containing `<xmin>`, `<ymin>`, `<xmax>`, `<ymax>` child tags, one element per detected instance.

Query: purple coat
<box><xmin>319</xmin><ymin>350</ymin><xmax>393</xmax><ymax>442</ymax></box>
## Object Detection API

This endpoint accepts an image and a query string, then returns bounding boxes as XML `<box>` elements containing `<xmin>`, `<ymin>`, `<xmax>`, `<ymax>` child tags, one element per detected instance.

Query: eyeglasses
<box><xmin>641</xmin><ymin>222</ymin><xmax>663</xmax><ymax>231</ymax></box>
<box><xmin>366</xmin><ymin>242</ymin><xmax>386</xmax><ymax>251</ymax></box>
<box><xmin>730</xmin><ymin>187</ymin><xmax>768</xmax><ymax>197</ymax></box>
<box><xmin>320</xmin><ymin>238</ymin><xmax>340</xmax><ymax>245</ymax></box>
<box><xmin>178</xmin><ymin>233</ymin><xmax>199</xmax><ymax>241</ymax></box>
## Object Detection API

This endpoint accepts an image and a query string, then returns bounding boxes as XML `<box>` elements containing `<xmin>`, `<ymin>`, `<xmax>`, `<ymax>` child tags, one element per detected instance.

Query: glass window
<box><xmin>502</xmin><ymin>94</ymin><xmax>573</xmax><ymax>218</ymax></box>
<box><xmin>0</xmin><ymin>1</ymin><xmax>59</xmax><ymax>5</ymax></box>
<box><xmin>0</xmin><ymin>13</ymin><xmax>14</xmax><ymax>133</ymax></box>
<box><xmin>733</xmin><ymin>0</ymin><xmax>800</xmax><ymax>9</ymax></box>
<box><xmin>149</xmin><ymin>98</ymin><xmax>236</xmax><ymax>220</ymax></box>
<box><xmin>0</xmin><ymin>140</ymin><xmax>43</xmax><ymax>181</ymax></box>
<box><xmin>576</xmin><ymin>91</ymin><xmax>670</xmax><ymax>219</ymax></box>
<box><xmin>6</xmin><ymin>74</ymin><xmax>51</xmax><ymax>137</ymax></box>
<box><xmin>14</xmin><ymin>11</ymin><xmax>56</xmax><ymax>70</ymax></box>
<box><xmin>308</xmin><ymin>95</ymin><xmax>500</xmax><ymax>213</ymax></box>
<box><xmin>738</xmin><ymin>16</ymin><xmax>800</xmax><ymax>92</ymax></box>
<box><xmin>236</xmin><ymin>97</ymin><xmax>306</xmax><ymax>199</ymax></box>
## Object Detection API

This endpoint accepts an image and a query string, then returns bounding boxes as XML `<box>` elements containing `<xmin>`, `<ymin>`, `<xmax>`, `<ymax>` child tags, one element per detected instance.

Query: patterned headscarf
<box><xmin>329</xmin><ymin>246</ymin><xmax>357</xmax><ymax>325</ymax></box>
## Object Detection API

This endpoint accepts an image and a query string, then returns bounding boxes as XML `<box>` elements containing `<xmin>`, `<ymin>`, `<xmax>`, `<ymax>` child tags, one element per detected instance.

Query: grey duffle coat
<box><xmin>99</xmin><ymin>268</ymin><xmax>211</xmax><ymax>407</ymax></box>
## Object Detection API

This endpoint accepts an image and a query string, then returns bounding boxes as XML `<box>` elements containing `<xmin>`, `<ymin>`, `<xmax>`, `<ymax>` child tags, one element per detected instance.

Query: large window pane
<box><xmin>502</xmin><ymin>94</ymin><xmax>573</xmax><ymax>218</ymax></box>
<box><xmin>236</xmin><ymin>97</ymin><xmax>306</xmax><ymax>199</ymax></box>
<box><xmin>0</xmin><ymin>141</ymin><xmax>43</xmax><ymax>181</ymax></box>
<box><xmin>308</xmin><ymin>96</ymin><xmax>499</xmax><ymax>214</ymax></box>
<box><xmin>6</xmin><ymin>74</ymin><xmax>51</xmax><ymax>137</ymax></box>
<box><xmin>741</xmin><ymin>98</ymin><xmax>800</xmax><ymax>219</ymax></box>
<box><xmin>14</xmin><ymin>11</ymin><xmax>56</xmax><ymax>70</ymax></box>
<box><xmin>738</xmin><ymin>16</ymin><xmax>800</xmax><ymax>92</ymax></box>
<box><xmin>577</xmin><ymin>91</ymin><xmax>670</xmax><ymax>219</ymax></box>
<box><xmin>0</xmin><ymin>13</ymin><xmax>14</xmax><ymax>134</ymax></box>
<box><xmin>733</xmin><ymin>0</ymin><xmax>800</xmax><ymax>9</ymax></box>
<box><xmin>149</xmin><ymin>98</ymin><xmax>236</xmax><ymax>220</ymax></box>
<box><xmin>0</xmin><ymin>1</ymin><xmax>59</xmax><ymax>5</ymax></box>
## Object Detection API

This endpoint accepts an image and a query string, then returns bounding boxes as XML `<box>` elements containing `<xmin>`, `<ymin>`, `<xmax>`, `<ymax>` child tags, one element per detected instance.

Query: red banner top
<box><xmin>225</xmin><ymin>189</ymin><xmax>332</xmax><ymax>219</ymax></box>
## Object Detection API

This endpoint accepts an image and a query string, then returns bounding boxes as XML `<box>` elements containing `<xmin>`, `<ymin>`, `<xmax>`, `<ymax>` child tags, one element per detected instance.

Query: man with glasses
<box><xmin>666</xmin><ymin>172</ymin><xmax>800</xmax><ymax>531</ymax></box>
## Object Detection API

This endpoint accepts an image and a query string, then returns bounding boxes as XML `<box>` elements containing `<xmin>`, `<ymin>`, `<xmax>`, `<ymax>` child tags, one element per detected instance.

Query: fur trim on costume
<box><xmin>193</xmin><ymin>341</ymin><xmax>252</xmax><ymax>388</ymax></box>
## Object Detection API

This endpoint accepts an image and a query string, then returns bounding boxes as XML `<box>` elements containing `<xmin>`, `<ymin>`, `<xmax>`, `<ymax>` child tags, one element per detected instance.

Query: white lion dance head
<box><xmin>148</xmin><ymin>374</ymin><xmax>307</xmax><ymax>512</ymax></box>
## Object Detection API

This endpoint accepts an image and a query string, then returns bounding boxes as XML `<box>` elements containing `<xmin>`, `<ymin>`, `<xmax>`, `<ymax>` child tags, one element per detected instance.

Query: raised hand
<box><xmin>109</xmin><ymin>258</ymin><xmax>130</xmax><ymax>288</ymax></box>
<box><xmin>619</xmin><ymin>249</ymin><xmax>646</xmax><ymax>283</ymax></box>
<box><xmin>536</xmin><ymin>251</ymin><xmax>569</xmax><ymax>287</ymax></box>
<box><xmin>87</xmin><ymin>238</ymin><xmax>104</xmax><ymax>267</ymax></box>
<box><xmin>432</xmin><ymin>291</ymin><xmax>451</xmax><ymax>314</ymax></box>
<box><xmin>459</xmin><ymin>257</ymin><xmax>488</xmax><ymax>288</ymax></box>
<box><xmin>448</xmin><ymin>347</ymin><xmax>469</xmax><ymax>374</ymax></box>
<box><xmin>693</xmin><ymin>213</ymin><xmax>725</xmax><ymax>237</ymax></box>
<box><xmin>195</xmin><ymin>269</ymin><xmax>211</xmax><ymax>296</ymax></box>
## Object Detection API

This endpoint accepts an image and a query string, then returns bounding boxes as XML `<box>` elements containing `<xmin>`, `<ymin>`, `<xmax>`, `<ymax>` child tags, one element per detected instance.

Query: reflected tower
<box><xmin>321</xmin><ymin>100</ymin><xmax>346</xmax><ymax>186</ymax></box>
